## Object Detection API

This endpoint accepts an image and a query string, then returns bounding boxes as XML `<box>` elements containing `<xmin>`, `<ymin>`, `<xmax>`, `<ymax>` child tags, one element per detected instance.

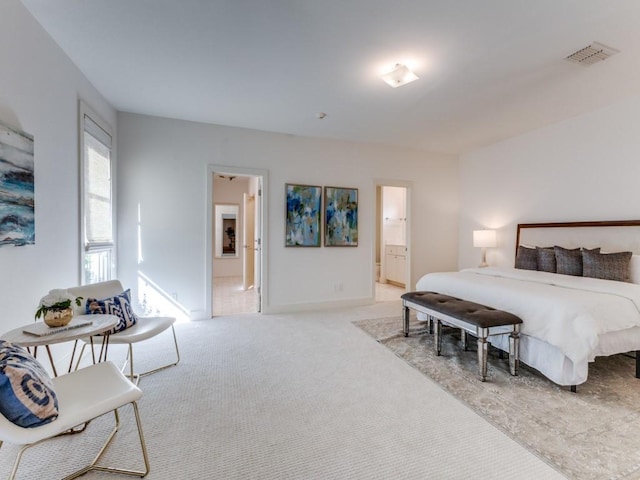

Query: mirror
<box><xmin>215</xmin><ymin>204</ymin><xmax>239</xmax><ymax>258</ymax></box>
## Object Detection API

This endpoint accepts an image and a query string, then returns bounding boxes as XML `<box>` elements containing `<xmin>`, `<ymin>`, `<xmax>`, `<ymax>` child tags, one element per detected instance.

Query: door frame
<box><xmin>206</xmin><ymin>165</ymin><xmax>269</xmax><ymax>316</ymax></box>
<box><xmin>373</xmin><ymin>179</ymin><xmax>412</xmax><ymax>298</ymax></box>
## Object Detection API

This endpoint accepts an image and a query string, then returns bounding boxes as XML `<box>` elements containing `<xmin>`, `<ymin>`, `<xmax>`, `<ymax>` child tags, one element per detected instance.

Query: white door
<box><xmin>243</xmin><ymin>193</ymin><xmax>255</xmax><ymax>291</ymax></box>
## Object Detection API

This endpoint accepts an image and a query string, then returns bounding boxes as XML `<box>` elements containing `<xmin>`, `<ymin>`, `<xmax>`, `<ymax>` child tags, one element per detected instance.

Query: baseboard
<box><xmin>188</xmin><ymin>309</ymin><xmax>208</xmax><ymax>321</ymax></box>
<box><xmin>263</xmin><ymin>297</ymin><xmax>373</xmax><ymax>314</ymax></box>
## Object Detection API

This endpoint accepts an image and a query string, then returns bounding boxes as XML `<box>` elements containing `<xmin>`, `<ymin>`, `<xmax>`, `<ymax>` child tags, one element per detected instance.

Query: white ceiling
<box><xmin>20</xmin><ymin>0</ymin><xmax>640</xmax><ymax>155</ymax></box>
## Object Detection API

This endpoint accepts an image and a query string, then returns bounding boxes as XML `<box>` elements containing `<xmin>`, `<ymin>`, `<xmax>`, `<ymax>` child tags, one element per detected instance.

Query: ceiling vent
<box><xmin>565</xmin><ymin>42</ymin><xmax>619</xmax><ymax>65</ymax></box>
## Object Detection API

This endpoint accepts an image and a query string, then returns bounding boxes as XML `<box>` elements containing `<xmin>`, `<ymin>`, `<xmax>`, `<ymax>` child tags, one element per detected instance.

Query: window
<box><xmin>81</xmin><ymin>107</ymin><xmax>114</xmax><ymax>284</ymax></box>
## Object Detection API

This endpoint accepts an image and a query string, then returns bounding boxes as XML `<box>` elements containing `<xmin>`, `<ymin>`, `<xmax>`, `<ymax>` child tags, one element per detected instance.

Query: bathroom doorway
<box><xmin>375</xmin><ymin>184</ymin><xmax>409</xmax><ymax>302</ymax></box>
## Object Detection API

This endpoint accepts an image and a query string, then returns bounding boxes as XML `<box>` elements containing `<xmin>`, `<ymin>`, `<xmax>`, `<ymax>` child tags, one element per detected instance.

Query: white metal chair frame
<box><xmin>0</xmin><ymin>361</ymin><xmax>150</xmax><ymax>479</ymax></box>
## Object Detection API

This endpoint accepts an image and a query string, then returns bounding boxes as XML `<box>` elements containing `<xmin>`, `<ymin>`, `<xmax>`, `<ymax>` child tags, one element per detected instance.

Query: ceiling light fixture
<box><xmin>381</xmin><ymin>64</ymin><xmax>419</xmax><ymax>88</ymax></box>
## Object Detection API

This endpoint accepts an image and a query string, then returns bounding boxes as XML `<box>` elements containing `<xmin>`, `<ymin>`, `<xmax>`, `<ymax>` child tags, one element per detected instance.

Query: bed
<box><xmin>415</xmin><ymin>220</ymin><xmax>640</xmax><ymax>387</ymax></box>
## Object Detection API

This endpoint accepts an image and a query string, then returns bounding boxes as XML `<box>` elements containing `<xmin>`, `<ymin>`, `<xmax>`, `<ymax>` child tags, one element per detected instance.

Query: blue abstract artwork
<box><xmin>324</xmin><ymin>187</ymin><xmax>358</xmax><ymax>246</ymax></box>
<box><xmin>285</xmin><ymin>184</ymin><xmax>322</xmax><ymax>247</ymax></box>
<box><xmin>0</xmin><ymin>122</ymin><xmax>34</xmax><ymax>247</ymax></box>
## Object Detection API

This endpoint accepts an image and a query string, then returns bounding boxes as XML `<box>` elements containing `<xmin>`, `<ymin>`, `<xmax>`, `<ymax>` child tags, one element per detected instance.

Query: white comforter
<box><xmin>415</xmin><ymin>267</ymin><xmax>640</xmax><ymax>366</ymax></box>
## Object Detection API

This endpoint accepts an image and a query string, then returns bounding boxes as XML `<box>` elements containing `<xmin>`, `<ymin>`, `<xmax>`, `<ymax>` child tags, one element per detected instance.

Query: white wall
<box><xmin>0</xmin><ymin>1</ymin><xmax>116</xmax><ymax>335</ymax></box>
<box><xmin>458</xmin><ymin>94</ymin><xmax>640</xmax><ymax>269</ymax></box>
<box><xmin>117</xmin><ymin>112</ymin><xmax>459</xmax><ymax>316</ymax></box>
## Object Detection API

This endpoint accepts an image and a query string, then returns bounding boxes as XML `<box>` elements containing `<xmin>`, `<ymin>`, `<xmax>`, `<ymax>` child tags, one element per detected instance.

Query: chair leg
<box><xmin>9</xmin><ymin>443</ymin><xmax>28</xmax><ymax>480</ymax></box>
<box><xmin>1</xmin><ymin>439</ymin><xmax>25</xmax><ymax>480</ymax></box>
<box><xmin>5</xmin><ymin>402</ymin><xmax>150</xmax><ymax>480</ymax></box>
<box><xmin>130</xmin><ymin>344</ymin><xmax>136</xmax><ymax>384</ymax></box>
<box><xmin>67</xmin><ymin>402</ymin><xmax>150</xmax><ymax>479</ymax></box>
<box><xmin>124</xmin><ymin>325</ymin><xmax>181</xmax><ymax>384</ymax></box>
<box><xmin>140</xmin><ymin>324</ymin><xmax>181</xmax><ymax>377</ymax></box>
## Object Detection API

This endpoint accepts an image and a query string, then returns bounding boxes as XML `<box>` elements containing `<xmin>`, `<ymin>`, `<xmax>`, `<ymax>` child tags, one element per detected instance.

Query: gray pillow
<box><xmin>554</xmin><ymin>246</ymin><xmax>582</xmax><ymax>276</ymax></box>
<box><xmin>582</xmin><ymin>250</ymin><xmax>633</xmax><ymax>282</ymax></box>
<box><xmin>515</xmin><ymin>245</ymin><xmax>537</xmax><ymax>270</ymax></box>
<box><xmin>555</xmin><ymin>247</ymin><xmax>601</xmax><ymax>276</ymax></box>
<box><xmin>536</xmin><ymin>247</ymin><xmax>556</xmax><ymax>273</ymax></box>
<box><xmin>553</xmin><ymin>245</ymin><xmax>600</xmax><ymax>277</ymax></box>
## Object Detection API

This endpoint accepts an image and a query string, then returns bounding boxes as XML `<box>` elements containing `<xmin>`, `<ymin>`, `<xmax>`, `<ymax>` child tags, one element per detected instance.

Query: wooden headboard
<box><xmin>516</xmin><ymin>220</ymin><xmax>640</xmax><ymax>256</ymax></box>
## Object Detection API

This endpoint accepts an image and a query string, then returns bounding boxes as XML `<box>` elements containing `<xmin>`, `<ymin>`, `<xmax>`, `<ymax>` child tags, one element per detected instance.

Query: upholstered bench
<box><xmin>401</xmin><ymin>291</ymin><xmax>523</xmax><ymax>381</ymax></box>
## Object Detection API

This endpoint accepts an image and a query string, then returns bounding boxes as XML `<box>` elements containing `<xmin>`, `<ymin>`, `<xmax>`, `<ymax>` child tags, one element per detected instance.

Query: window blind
<box><xmin>84</xmin><ymin>114</ymin><xmax>112</xmax><ymax>148</ymax></box>
<box><xmin>83</xmin><ymin>121</ymin><xmax>113</xmax><ymax>247</ymax></box>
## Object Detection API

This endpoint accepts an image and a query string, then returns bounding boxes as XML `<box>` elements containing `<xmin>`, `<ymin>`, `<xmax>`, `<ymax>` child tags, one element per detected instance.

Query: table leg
<box><xmin>67</xmin><ymin>340</ymin><xmax>79</xmax><ymax>374</ymax></box>
<box><xmin>45</xmin><ymin>345</ymin><xmax>58</xmax><ymax>377</ymax></box>
<box><xmin>90</xmin><ymin>336</ymin><xmax>96</xmax><ymax>364</ymax></box>
<box><xmin>98</xmin><ymin>334</ymin><xmax>110</xmax><ymax>362</ymax></box>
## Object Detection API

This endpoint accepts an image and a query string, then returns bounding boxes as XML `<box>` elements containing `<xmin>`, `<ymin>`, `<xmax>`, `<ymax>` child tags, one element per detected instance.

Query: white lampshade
<box><xmin>473</xmin><ymin>229</ymin><xmax>497</xmax><ymax>248</ymax></box>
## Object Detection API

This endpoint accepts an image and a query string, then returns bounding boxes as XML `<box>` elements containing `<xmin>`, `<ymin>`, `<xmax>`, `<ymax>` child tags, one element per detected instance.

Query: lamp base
<box><xmin>479</xmin><ymin>248</ymin><xmax>489</xmax><ymax>268</ymax></box>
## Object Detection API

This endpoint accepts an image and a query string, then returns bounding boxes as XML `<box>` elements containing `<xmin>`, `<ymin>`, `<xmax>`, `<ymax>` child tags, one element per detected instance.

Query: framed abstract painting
<box><xmin>0</xmin><ymin>121</ymin><xmax>34</xmax><ymax>247</ymax></box>
<box><xmin>285</xmin><ymin>183</ymin><xmax>322</xmax><ymax>247</ymax></box>
<box><xmin>324</xmin><ymin>186</ymin><xmax>358</xmax><ymax>247</ymax></box>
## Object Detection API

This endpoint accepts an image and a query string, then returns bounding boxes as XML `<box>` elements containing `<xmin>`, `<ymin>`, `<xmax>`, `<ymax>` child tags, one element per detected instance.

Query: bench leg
<box><xmin>477</xmin><ymin>328</ymin><xmax>488</xmax><ymax>381</ymax></box>
<box><xmin>509</xmin><ymin>327</ymin><xmax>520</xmax><ymax>376</ymax></box>
<box><xmin>402</xmin><ymin>304</ymin><xmax>410</xmax><ymax>337</ymax></box>
<box><xmin>460</xmin><ymin>329</ymin><xmax>467</xmax><ymax>351</ymax></box>
<box><xmin>435</xmin><ymin>319</ymin><xmax>442</xmax><ymax>356</ymax></box>
<box><xmin>428</xmin><ymin>315</ymin><xmax>434</xmax><ymax>334</ymax></box>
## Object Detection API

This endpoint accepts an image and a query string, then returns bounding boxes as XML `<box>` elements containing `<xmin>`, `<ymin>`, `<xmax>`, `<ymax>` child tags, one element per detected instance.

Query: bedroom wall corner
<box><xmin>457</xmin><ymin>94</ymin><xmax>640</xmax><ymax>270</ymax></box>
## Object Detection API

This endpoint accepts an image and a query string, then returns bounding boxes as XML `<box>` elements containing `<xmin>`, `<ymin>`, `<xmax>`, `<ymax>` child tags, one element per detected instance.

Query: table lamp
<box><xmin>473</xmin><ymin>229</ymin><xmax>497</xmax><ymax>267</ymax></box>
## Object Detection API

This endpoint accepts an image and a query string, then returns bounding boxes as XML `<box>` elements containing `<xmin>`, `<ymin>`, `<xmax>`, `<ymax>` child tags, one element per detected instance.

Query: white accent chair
<box><xmin>0</xmin><ymin>361</ymin><xmax>150</xmax><ymax>479</ymax></box>
<box><xmin>68</xmin><ymin>280</ymin><xmax>180</xmax><ymax>384</ymax></box>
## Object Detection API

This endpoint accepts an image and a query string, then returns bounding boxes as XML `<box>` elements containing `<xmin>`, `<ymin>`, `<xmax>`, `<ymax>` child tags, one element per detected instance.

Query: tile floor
<box><xmin>375</xmin><ymin>281</ymin><xmax>406</xmax><ymax>302</ymax></box>
<box><xmin>213</xmin><ymin>277</ymin><xmax>405</xmax><ymax>316</ymax></box>
<box><xmin>213</xmin><ymin>276</ymin><xmax>259</xmax><ymax>316</ymax></box>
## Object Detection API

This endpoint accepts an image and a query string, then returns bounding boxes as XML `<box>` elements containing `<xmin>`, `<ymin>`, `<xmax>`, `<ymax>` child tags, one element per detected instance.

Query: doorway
<box><xmin>375</xmin><ymin>184</ymin><xmax>409</xmax><ymax>302</ymax></box>
<box><xmin>209</xmin><ymin>169</ymin><xmax>264</xmax><ymax>316</ymax></box>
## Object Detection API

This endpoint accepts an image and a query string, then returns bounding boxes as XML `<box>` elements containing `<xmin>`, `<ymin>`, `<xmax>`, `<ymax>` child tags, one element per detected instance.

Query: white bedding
<box><xmin>415</xmin><ymin>267</ymin><xmax>640</xmax><ymax>385</ymax></box>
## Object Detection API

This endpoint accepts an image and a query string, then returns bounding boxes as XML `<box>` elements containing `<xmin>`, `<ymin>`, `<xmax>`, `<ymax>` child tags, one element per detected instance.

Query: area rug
<box><xmin>353</xmin><ymin>316</ymin><xmax>640</xmax><ymax>480</ymax></box>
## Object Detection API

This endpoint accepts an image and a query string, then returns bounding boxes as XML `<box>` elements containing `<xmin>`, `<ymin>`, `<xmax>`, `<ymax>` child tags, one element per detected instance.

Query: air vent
<box><xmin>565</xmin><ymin>42</ymin><xmax>619</xmax><ymax>65</ymax></box>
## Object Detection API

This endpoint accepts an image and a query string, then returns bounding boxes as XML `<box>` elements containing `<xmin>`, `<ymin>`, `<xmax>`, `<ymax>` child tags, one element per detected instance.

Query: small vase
<box><xmin>43</xmin><ymin>307</ymin><xmax>74</xmax><ymax>327</ymax></box>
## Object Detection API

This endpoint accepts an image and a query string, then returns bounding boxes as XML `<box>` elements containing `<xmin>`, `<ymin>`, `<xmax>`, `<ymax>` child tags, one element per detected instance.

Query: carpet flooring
<box><xmin>0</xmin><ymin>304</ymin><xmax>565</xmax><ymax>479</ymax></box>
<box><xmin>354</xmin><ymin>315</ymin><xmax>640</xmax><ymax>480</ymax></box>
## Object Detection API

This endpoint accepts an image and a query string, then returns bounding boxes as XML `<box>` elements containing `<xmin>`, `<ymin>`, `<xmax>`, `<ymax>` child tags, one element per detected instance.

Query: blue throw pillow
<box><xmin>85</xmin><ymin>289</ymin><xmax>138</xmax><ymax>335</ymax></box>
<box><xmin>0</xmin><ymin>340</ymin><xmax>59</xmax><ymax>428</ymax></box>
